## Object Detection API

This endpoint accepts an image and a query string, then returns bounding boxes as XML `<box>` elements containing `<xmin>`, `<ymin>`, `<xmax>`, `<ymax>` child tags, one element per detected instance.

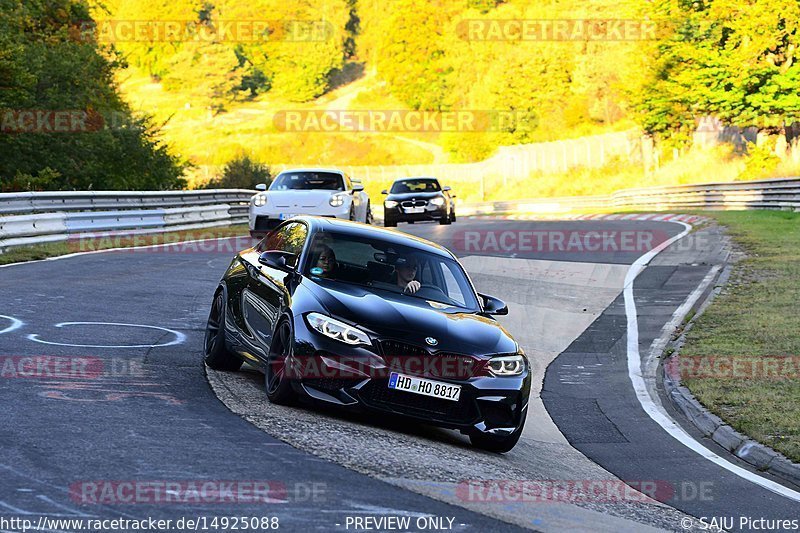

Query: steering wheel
<box><xmin>413</xmin><ymin>283</ymin><xmax>447</xmax><ymax>297</ymax></box>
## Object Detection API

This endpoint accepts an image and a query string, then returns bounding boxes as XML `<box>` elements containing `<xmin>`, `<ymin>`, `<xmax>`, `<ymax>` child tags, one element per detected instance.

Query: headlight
<box><xmin>329</xmin><ymin>194</ymin><xmax>347</xmax><ymax>207</ymax></box>
<box><xmin>306</xmin><ymin>313</ymin><xmax>371</xmax><ymax>346</ymax></box>
<box><xmin>385</xmin><ymin>200</ymin><xmax>398</xmax><ymax>208</ymax></box>
<box><xmin>487</xmin><ymin>355</ymin><xmax>525</xmax><ymax>376</ymax></box>
<box><xmin>430</xmin><ymin>196</ymin><xmax>445</xmax><ymax>206</ymax></box>
<box><xmin>253</xmin><ymin>194</ymin><xmax>267</xmax><ymax>207</ymax></box>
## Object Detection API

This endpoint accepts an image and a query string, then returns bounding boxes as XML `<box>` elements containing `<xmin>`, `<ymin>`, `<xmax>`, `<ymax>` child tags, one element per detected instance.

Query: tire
<box><xmin>204</xmin><ymin>290</ymin><xmax>242</xmax><ymax>371</ymax></box>
<box><xmin>450</xmin><ymin>210</ymin><xmax>456</xmax><ymax>222</ymax></box>
<box><xmin>265</xmin><ymin>318</ymin><xmax>297</xmax><ymax>405</ymax></box>
<box><xmin>407</xmin><ymin>220</ymin><xmax>415</xmax><ymax>225</ymax></box>
<box><xmin>469</xmin><ymin>421</ymin><xmax>524</xmax><ymax>453</ymax></box>
<box><xmin>438</xmin><ymin>215</ymin><xmax>451</xmax><ymax>225</ymax></box>
<box><xmin>365</xmin><ymin>202</ymin><xmax>374</xmax><ymax>225</ymax></box>
<box><xmin>384</xmin><ymin>218</ymin><xmax>397</xmax><ymax>228</ymax></box>
<box><xmin>348</xmin><ymin>205</ymin><xmax>356</xmax><ymax>221</ymax></box>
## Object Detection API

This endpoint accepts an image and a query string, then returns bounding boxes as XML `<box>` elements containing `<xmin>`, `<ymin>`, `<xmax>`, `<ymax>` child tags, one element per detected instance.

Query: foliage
<box><xmin>741</xmin><ymin>142</ymin><xmax>781</xmax><ymax>180</ymax></box>
<box><xmin>0</xmin><ymin>0</ymin><xmax>186</xmax><ymax>191</ymax></box>
<box><xmin>636</xmin><ymin>0</ymin><xmax>800</xmax><ymax>140</ymax></box>
<box><xmin>90</xmin><ymin>0</ymin><xmax>800</xmax><ymax>170</ymax></box>
<box><xmin>106</xmin><ymin>0</ymin><xmax>353</xmax><ymax>103</ymax></box>
<box><xmin>204</xmin><ymin>154</ymin><xmax>271</xmax><ymax>189</ymax></box>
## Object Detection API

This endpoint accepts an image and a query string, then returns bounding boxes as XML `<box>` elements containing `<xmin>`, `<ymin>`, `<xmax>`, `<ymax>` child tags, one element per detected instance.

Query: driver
<box><xmin>395</xmin><ymin>254</ymin><xmax>421</xmax><ymax>294</ymax></box>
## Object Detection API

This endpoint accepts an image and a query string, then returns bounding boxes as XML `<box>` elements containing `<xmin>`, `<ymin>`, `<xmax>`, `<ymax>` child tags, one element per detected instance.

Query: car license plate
<box><xmin>404</xmin><ymin>206</ymin><xmax>424</xmax><ymax>214</ymax></box>
<box><xmin>388</xmin><ymin>372</ymin><xmax>461</xmax><ymax>402</ymax></box>
<box><xmin>278</xmin><ymin>213</ymin><xmax>298</xmax><ymax>220</ymax></box>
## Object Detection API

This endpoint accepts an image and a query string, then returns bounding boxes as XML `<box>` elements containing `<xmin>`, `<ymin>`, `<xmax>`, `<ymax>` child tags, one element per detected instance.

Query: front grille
<box><xmin>303</xmin><ymin>377</ymin><xmax>361</xmax><ymax>392</ymax></box>
<box><xmin>400</xmin><ymin>200</ymin><xmax>428</xmax><ymax>208</ymax></box>
<box><xmin>254</xmin><ymin>216</ymin><xmax>281</xmax><ymax>231</ymax></box>
<box><xmin>379</xmin><ymin>340</ymin><xmax>485</xmax><ymax>380</ymax></box>
<box><xmin>359</xmin><ymin>379</ymin><xmax>477</xmax><ymax>424</ymax></box>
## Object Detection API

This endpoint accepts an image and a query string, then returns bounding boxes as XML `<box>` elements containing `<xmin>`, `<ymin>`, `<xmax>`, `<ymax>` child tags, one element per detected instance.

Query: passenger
<box><xmin>314</xmin><ymin>245</ymin><xmax>337</xmax><ymax>278</ymax></box>
<box><xmin>395</xmin><ymin>255</ymin><xmax>421</xmax><ymax>294</ymax></box>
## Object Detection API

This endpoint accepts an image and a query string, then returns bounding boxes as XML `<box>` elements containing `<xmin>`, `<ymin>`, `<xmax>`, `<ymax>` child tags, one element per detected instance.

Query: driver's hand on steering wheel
<box><xmin>404</xmin><ymin>280</ymin><xmax>421</xmax><ymax>294</ymax></box>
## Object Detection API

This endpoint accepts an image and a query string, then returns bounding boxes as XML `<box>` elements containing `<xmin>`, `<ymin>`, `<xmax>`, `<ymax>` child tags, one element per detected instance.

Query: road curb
<box><xmin>660</xmin><ymin>258</ymin><xmax>800</xmax><ymax>490</ymax></box>
<box><xmin>462</xmin><ymin>212</ymin><xmax>710</xmax><ymax>224</ymax></box>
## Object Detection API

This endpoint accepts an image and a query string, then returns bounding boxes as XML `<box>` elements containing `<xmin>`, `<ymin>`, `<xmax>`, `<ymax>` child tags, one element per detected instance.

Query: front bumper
<box><xmin>384</xmin><ymin>204</ymin><xmax>447</xmax><ymax>223</ymax></box>
<box><xmin>249</xmin><ymin>204</ymin><xmax>351</xmax><ymax>236</ymax></box>
<box><xmin>288</xmin><ymin>322</ymin><xmax>530</xmax><ymax>436</ymax></box>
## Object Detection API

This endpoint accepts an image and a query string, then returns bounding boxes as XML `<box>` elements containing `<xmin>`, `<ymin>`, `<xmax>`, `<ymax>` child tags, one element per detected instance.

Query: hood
<box><xmin>386</xmin><ymin>191</ymin><xmax>444</xmax><ymax>202</ymax></box>
<box><xmin>266</xmin><ymin>190</ymin><xmax>341</xmax><ymax>208</ymax></box>
<box><xmin>301</xmin><ymin>279</ymin><xmax>517</xmax><ymax>356</ymax></box>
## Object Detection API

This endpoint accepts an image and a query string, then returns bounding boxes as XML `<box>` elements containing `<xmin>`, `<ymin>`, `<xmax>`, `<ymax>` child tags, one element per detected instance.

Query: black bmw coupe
<box><xmin>204</xmin><ymin>216</ymin><xmax>529</xmax><ymax>452</ymax></box>
<box><xmin>382</xmin><ymin>177</ymin><xmax>455</xmax><ymax>227</ymax></box>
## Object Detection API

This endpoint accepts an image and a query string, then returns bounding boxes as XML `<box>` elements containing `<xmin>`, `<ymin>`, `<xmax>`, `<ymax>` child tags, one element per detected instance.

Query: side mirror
<box><xmin>479</xmin><ymin>293</ymin><xmax>508</xmax><ymax>315</ymax></box>
<box><xmin>255</xmin><ymin>183</ymin><xmax>267</xmax><ymax>191</ymax></box>
<box><xmin>258</xmin><ymin>250</ymin><xmax>297</xmax><ymax>272</ymax></box>
<box><xmin>352</xmin><ymin>183</ymin><xmax>364</xmax><ymax>192</ymax></box>
<box><xmin>381</xmin><ymin>189</ymin><xmax>388</xmax><ymax>195</ymax></box>
<box><xmin>442</xmin><ymin>186</ymin><xmax>451</xmax><ymax>192</ymax></box>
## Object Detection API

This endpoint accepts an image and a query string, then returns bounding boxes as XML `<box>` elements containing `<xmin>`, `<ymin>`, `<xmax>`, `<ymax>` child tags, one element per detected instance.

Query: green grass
<box><xmin>119</xmin><ymin>66</ymin><xmax>437</xmax><ymax>183</ymax></box>
<box><xmin>0</xmin><ymin>225</ymin><xmax>251</xmax><ymax>266</ymax></box>
<box><xmin>681</xmin><ymin>210</ymin><xmax>800</xmax><ymax>462</ymax></box>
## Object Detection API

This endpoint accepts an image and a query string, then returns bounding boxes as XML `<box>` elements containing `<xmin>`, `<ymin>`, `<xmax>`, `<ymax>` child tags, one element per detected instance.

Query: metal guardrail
<box><xmin>459</xmin><ymin>177</ymin><xmax>800</xmax><ymax>217</ymax></box>
<box><xmin>0</xmin><ymin>190</ymin><xmax>255</xmax><ymax>252</ymax></box>
<box><xmin>0</xmin><ymin>189</ymin><xmax>254</xmax><ymax>215</ymax></box>
<box><xmin>2</xmin><ymin>177</ymin><xmax>796</xmax><ymax>252</ymax></box>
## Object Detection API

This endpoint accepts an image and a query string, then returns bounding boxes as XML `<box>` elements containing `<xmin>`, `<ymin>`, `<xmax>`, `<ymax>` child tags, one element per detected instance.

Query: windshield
<box><xmin>270</xmin><ymin>172</ymin><xmax>344</xmax><ymax>191</ymax></box>
<box><xmin>305</xmin><ymin>232</ymin><xmax>478</xmax><ymax>311</ymax></box>
<box><xmin>390</xmin><ymin>178</ymin><xmax>441</xmax><ymax>194</ymax></box>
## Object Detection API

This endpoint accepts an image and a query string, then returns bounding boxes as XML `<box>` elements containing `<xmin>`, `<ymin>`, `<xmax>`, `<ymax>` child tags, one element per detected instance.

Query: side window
<box><xmin>261</xmin><ymin>223</ymin><xmax>308</xmax><ymax>264</ymax></box>
<box><xmin>440</xmin><ymin>263</ymin><xmax>466</xmax><ymax>307</ymax></box>
<box><xmin>419</xmin><ymin>259</ymin><xmax>435</xmax><ymax>285</ymax></box>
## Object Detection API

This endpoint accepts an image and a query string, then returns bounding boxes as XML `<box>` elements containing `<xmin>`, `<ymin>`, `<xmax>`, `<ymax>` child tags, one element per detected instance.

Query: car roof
<box><xmin>276</xmin><ymin>168</ymin><xmax>345</xmax><ymax>176</ymax></box>
<box><xmin>294</xmin><ymin>217</ymin><xmax>453</xmax><ymax>258</ymax></box>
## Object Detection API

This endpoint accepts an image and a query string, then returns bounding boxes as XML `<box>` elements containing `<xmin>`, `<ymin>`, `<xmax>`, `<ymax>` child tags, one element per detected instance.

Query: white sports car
<box><xmin>249</xmin><ymin>168</ymin><xmax>372</xmax><ymax>237</ymax></box>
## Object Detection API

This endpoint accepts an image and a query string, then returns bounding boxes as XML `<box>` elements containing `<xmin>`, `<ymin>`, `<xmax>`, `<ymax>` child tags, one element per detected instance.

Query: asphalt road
<box><xmin>0</xmin><ymin>217</ymin><xmax>797</xmax><ymax>532</ymax></box>
<box><xmin>0</xmin><ymin>229</ymin><xmax>519</xmax><ymax>532</ymax></box>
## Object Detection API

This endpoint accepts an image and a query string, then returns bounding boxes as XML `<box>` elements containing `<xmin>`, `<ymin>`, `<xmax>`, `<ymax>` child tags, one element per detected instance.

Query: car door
<box><xmin>345</xmin><ymin>174</ymin><xmax>365</xmax><ymax>220</ymax></box>
<box><xmin>241</xmin><ymin>221</ymin><xmax>308</xmax><ymax>359</ymax></box>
